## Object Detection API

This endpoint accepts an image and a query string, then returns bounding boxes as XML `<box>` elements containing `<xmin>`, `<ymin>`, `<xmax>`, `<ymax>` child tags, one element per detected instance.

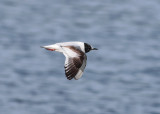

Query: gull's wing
<box><xmin>62</xmin><ymin>46</ymin><xmax>87</xmax><ymax>80</ymax></box>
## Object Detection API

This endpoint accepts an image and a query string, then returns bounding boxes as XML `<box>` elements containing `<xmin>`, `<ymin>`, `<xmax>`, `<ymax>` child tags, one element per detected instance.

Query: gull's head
<box><xmin>84</xmin><ymin>43</ymin><xmax>98</xmax><ymax>53</ymax></box>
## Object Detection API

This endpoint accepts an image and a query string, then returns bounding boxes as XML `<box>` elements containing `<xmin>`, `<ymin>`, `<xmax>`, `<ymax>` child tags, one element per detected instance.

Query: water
<box><xmin>0</xmin><ymin>0</ymin><xmax>160</xmax><ymax>114</ymax></box>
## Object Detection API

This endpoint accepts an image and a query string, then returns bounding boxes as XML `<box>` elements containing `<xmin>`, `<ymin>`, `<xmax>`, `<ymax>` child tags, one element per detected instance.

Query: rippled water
<box><xmin>1</xmin><ymin>0</ymin><xmax>160</xmax><ymax>114</ymax></box>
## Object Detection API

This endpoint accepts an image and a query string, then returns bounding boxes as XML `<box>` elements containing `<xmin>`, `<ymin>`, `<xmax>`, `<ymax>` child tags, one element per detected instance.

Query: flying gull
<box><xmin>41</xmin><ymin>41</ymin><xmax>98</xmax><ymax>80</ymax></box>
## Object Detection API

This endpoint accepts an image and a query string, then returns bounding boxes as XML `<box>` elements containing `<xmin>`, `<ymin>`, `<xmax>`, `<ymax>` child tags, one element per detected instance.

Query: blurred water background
<box><xmin>0</xmin><ymin>0</ymin><xmax>160</xmax><ymax>114</ymax></box>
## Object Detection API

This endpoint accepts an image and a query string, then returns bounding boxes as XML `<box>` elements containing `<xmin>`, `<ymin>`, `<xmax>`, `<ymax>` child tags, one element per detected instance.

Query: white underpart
<box><xmin>56</xmin><ymin>42</ymin><xmax>85</xmax><ymax>52</ymax></box>
<box><xmin>43</xmin><ymin>42</ymin><xmax>85</xmax><ymax>53</ymax></box>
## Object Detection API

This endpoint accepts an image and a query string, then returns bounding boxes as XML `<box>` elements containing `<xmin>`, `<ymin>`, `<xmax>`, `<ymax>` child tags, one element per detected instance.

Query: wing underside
<box><xmin>62</xmin><ymin>46</ymin><xmax>87</xmax><ymax>80</ymax></box>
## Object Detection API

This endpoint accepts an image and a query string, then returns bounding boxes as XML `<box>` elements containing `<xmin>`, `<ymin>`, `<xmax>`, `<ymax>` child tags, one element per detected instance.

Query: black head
<box><xmin>84</xmin><ymin>43</ymin><xmax>98</xmax><ymax>53</ymax></box>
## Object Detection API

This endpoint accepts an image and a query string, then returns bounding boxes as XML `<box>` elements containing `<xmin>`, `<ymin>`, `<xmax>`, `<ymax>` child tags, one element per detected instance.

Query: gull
<box><xmin>41</xmin><ymin>41</ymin><xmax>98</xmax><ymax>80</ymax></box>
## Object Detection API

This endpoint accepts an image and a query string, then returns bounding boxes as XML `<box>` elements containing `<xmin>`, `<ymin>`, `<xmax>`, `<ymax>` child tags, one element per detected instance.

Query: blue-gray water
<box><xmin>1</xmin><ymin>0</ymin><xmax>160</xmax><ymax>114</ymax></box>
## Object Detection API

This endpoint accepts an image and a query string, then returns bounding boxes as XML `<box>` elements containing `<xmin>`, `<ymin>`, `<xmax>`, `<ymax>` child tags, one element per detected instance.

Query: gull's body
<box><xmin>41</xmin><ymin>41</ymin><xmax>97</xmax><ymax>80</ymax></box>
